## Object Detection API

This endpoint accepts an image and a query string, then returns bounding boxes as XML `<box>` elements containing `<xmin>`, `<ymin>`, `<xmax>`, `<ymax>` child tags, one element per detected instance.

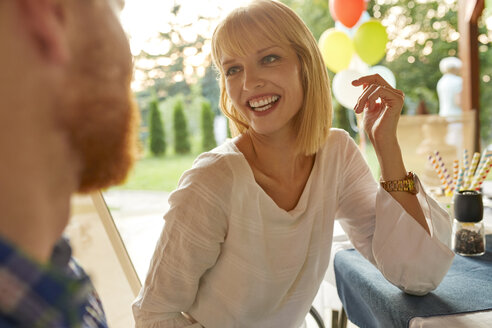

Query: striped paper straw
<box><xmin>461</xmin><ymin>149</ymin><xmax>470</xmax><ymax>189</ymax></box>
<box><xmin>429</xmin><ymin>154</ymin><xmax>451</xmax><ymax>193</ymax></box>
<box><xmin>466</xmin><ymin>152</ymin><xmax>481</xmax><ymax>187</ymax></box>
<box><xmin>452</xmin><ymin>159</ymin><xmax>459</xmax><ymax>192</ymax></box>
<box><xmin>455</xmin><ymin>162</ymin><xmax>465</xmax><ymax>192</ymax></box>
<box><xmin>434</xmin><ymin>151</ymin><xmax>452</xmax><ymax>187</ymax></box>
<box><xmin>472</xmin><ymin>150</ymin><xmax>492</xmax><ymax>187</ymax></box>
<box><xmin>472</xmin><ymin>157</ymin><xmax>492</xmax><ymax>190</ymax></box>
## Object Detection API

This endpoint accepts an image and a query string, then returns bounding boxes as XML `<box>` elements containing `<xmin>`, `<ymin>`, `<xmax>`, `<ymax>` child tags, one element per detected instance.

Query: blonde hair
<box><xmin>211</xmin><ymin>0</ymin><xmax>332</xmax><ymax>155</ymax></box>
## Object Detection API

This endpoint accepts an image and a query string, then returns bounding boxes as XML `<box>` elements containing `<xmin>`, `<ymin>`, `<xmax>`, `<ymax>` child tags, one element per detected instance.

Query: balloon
<box><xmin>333</xmin><ymin>0</ymin><xmax>365</xmax><ymax>28</ymax></box>
<box><xmin>353</xmin><ymin>20</ymin><xmax>388</xmax><ymax>65</ymax></box>
<box><xmin>335</xmin><ymin>11</ymin><xmax>370</xmax><ymax>37</ymax></box>
<box><xmin>329</xmin><ymin>0</ymin><xmax>337</xmax><ymax>21</ymax></box>
<box><xmin>332</xmin><ymin>69</ymin><xmax>364</xmax><ymax>109</ymax></box>
<box><xmin>319</xmin><ymin>29</ymin><xmax>354</xmax><ymax>73</ymax></box>
<box><xmin>348</xmin><ymin>54</ymin><xmax>369</xmax><ymax>74</ymax></box>
<box><xmin>367</xmin><ymin>65</ymin><xmax>396</xmax><ymax>88</ymax></box>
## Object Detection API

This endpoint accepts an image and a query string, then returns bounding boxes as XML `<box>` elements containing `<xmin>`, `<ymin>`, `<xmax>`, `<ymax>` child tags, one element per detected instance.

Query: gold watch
<box><xmin>380</xmin><ymin>171</ymin><xmax>418</xmax><ymax>194</ymax></box>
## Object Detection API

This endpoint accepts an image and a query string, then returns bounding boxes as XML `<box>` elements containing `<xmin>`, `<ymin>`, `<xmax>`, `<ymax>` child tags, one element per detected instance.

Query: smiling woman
<box><xmin>132</xmin><ymin>1</ymin><xmax>456</xmax><ymax>328</ymax></box>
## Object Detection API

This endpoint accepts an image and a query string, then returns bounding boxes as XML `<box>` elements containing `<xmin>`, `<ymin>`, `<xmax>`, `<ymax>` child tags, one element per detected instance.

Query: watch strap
<box><xmin>380</xmin><ymin>171</ymin><xmax>418</xmax><ymax>194</ymax></box>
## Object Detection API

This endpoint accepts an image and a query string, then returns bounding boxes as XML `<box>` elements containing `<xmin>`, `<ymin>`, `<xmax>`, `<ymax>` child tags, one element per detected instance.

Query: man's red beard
<box><xmin>58</xmin><ymin>2</ymin><xmax>140</xmax><ymax>193</ymax></box>
<box><xmin>71</xmin><ymin>90</ymin><xmax>138</xmax><ymax>193</ymax></box>
<box><xmin>60</xmin><ymin>70</ymin><xmax>139</xmax><ymax>193</ymax></box>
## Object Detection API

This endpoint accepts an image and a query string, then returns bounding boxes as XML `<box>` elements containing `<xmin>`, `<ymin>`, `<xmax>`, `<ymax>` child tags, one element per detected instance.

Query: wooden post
<box><xmin>458</xmin><ymin>0</ymin><xmax>484</xmax><ymax>152</ymax></box>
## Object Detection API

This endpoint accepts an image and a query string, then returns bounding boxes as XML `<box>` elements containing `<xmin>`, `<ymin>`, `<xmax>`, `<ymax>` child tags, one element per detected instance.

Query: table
<box><xmin>334</xmin><ymin>234</ymin><xmax>492</xmax><ymax>328</ymax></box>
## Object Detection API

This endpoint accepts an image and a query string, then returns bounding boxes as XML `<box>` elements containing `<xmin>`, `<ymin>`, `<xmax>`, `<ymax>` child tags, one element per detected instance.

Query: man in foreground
<box><xmin>0</xmin><ymin>0</ymin><xmax>138</xmax><ymax>326</ymax></box>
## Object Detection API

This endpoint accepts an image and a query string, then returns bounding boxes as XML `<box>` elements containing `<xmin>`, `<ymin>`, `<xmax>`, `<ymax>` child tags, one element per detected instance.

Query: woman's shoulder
<box><xmin>321</xmin><ymin>128</ymin><xmax>356</xmax><ymax>152</ymax></box>
<box><xmin>327</xmin><ymin>128</ymin><xmax>352</xmax><ymax>142</ymax></box>
<box><xmin>170</xmin><ymin>140</ymin><xmax>245</xmax><ymax>210</ymax></box>
<box><xmin>178</xmin><ymin>139</ymin><xmax>245</xmax><ymax>186</ymax></box>
<box><xmin>192</xmin><ymin>138</ymin><xmax>243</xmax><ymax>170</ymax></box>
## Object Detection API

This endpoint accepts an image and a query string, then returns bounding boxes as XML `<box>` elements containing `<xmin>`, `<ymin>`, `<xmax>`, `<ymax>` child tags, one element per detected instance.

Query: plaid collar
<box><xmin>0</xmin><ymin>237</ymin><xmax>108</xmax><ymax>328</ymax></box>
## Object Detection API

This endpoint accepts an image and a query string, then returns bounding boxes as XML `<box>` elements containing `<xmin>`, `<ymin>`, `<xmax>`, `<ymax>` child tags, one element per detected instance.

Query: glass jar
<box><xmin>452</xmin><ymin>190</ymin><xmax>485</xmax><ymax>256</ymax></box>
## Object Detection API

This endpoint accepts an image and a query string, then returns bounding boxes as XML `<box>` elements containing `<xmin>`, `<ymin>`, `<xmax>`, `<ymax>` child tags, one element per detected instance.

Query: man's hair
<box><xmin>211</xmin><ymin>0</ymin><xmax>332</xmax><ymax>155</ymax></box>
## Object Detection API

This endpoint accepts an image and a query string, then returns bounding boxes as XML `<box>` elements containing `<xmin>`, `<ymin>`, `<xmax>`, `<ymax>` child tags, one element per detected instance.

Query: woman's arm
<box><xmin>334</xmin><ymin>133</ymin><xmax>453</xmax><ymax>295</ymax></box>
<box><xmin>132</xmin><ymin>158</ymin><xmax>229</xmax><ymax>328</ymax></box>
<box><xmin>352</xmin><ymin>74</ymin><xmax>429</xmax><ymax>234</ymax></box>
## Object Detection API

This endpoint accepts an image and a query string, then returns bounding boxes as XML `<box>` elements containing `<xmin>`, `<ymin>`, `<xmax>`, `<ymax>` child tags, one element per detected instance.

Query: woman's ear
<box><xmin>18</xmin><ymin>0</ymin><xmax>68</xmax><ymax>64</ymax></box>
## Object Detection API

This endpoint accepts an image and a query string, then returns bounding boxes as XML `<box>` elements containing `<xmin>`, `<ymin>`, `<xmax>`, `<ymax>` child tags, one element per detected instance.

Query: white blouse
<box><xmin>132</xmin><ymin>129</ymin><xmax>454</xmax><ymax>328</ymax></box>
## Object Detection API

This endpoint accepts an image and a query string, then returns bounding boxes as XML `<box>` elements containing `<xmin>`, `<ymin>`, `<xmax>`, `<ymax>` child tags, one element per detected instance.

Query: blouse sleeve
<box><xmin>334</xmin><ymin>133</ymin><xmax>454</xmax><ymax>296</ymax></box>
<box><xmin>132</xmin><ymin>154</ymin><xmax>230</xmax><ymax>328</ymax></box>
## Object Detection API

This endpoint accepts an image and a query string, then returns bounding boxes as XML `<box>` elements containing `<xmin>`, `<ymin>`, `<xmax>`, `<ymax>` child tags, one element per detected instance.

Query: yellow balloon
<box><xmin>353</xmin><ymin>20</ymin><xmax>388</xmax><ymax>65</ymax></box>
<box><xmin>318</xmin><ymin>29</ymin><xmax>354</xmax><ymax>73</ymax></box>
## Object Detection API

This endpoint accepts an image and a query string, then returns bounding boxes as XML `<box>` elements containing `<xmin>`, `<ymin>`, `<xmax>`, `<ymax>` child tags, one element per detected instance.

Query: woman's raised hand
<box><xmin>352</xmin><ymin>74</ymin><xmax>405</xmax><ymax>149</ymax></box>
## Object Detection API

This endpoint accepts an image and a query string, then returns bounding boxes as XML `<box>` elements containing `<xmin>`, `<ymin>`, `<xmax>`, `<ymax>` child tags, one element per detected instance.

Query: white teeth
<box><xmin>254</xmin><ymin>104</ymin><xmax>272</xmax><ymax>112</ymax></box>
<box><xmin>248</xmin><ymin>95</ymin><xmax>279</xmax><ymax>109</ymax></box>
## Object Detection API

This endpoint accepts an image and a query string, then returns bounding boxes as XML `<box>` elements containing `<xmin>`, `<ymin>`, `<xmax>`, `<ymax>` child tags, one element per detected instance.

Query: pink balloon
<box><xmin>333</xmin><ymin>0</ymin><xmax>365</xmax><ymax>28</ymax></box>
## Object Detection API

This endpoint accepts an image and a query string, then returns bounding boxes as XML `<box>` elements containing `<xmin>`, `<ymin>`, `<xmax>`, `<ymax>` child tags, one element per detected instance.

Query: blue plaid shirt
<box><xmin>0</xmin><ymin>237</ymin><xmax>108</xmax><ymax>327</ymax></box>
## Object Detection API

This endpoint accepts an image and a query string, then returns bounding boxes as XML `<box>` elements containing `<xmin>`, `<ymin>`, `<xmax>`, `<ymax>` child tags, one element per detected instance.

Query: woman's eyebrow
<box><xmin>221</xmin><ymin>46</ymin><xmax>282</xmax><ymax>66</ymax></box>
<box><xmin>257</xmin><ymin>46</ymin><xmax>281</xmax><ymax>54</ymax></box>
<box><xmin>221</xmin><ymin>58</ymin><xmax>235</xmax><ymax>67</ymax></box>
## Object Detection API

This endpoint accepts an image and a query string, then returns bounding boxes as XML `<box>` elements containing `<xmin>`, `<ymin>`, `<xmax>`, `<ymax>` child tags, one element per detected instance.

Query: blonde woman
<box><xmin>133</xmin><ymin>1</ymin><xmax>454</xmax><ymax>327</ymax></box>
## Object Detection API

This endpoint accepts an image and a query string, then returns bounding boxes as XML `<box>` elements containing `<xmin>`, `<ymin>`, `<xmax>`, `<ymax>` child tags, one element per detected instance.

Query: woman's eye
<box><xmin>262</xmin><ymin>54</ymin><xmax>280</xmax><ymax>64</ymax></box>
<box><xmin>226</xmin><ymin>66</ymin><xmax>241</xmax><ymax>76</ymax></box>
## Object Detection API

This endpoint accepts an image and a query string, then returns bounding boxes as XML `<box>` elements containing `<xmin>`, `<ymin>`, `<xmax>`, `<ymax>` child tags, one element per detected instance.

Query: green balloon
<box><xmin>353</xmin><ymin>20</ymin><xmax>388</xmax><ymax>65</ymax></box>
<box><xmin>318</xmin><ymin>28</ymin><xmax>354</xmax><ymax>73</ymax></box>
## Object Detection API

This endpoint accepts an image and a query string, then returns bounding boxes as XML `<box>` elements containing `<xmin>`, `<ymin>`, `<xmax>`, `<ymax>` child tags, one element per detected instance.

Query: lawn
<box><xmin>113</xmin><ymin>153</ymin><xmax>198</xmax><ymax>192</ymax></box>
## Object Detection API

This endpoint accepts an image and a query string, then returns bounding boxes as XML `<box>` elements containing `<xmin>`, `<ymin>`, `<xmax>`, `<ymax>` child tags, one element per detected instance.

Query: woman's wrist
<box><xmin>375</xmin><ymin>140</ymin><xmax>407</xmax><ymax>181</ymax></box>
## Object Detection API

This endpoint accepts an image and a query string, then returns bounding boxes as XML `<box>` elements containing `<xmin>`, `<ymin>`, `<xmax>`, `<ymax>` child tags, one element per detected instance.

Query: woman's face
<box><xmin>220</xmin><ymin>38</ymin><xmax>304</xmax><ymax>138</ymax></box>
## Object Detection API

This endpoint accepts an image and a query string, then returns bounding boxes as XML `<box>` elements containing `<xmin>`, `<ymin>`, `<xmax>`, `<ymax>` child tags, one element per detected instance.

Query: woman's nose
<box><xmin>242</xmin><ymin>67</ymin><xmax>265</xmax><ymax>91</ymax></box>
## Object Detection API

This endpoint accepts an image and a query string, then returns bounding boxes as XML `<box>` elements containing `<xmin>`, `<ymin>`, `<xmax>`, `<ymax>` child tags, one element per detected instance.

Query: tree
<box><xmin>173</xmin><ymin>100</ymin><xmax>191</xmax><ymax>154</ymax></box>
<box><xmin>201</xmin><ymin>101</ymin><xmax>217</xmax><ymax>151</ymax></box>
<box><xmin>148</xmin><ymin>98</ymin><xmax>166</xmax><ymax>156</ymax></box>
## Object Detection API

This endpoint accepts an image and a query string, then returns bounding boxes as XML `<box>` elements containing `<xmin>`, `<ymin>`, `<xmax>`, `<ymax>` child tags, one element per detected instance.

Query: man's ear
<box><xmin>18</xmin><ymin>0</ymin><xmax>68</xmax><ymax>64</ymax></box>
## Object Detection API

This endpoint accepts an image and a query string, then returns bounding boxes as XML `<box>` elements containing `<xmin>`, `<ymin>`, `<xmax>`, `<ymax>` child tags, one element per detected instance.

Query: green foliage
<box><xmin>201</xmin><ymin>101</ymin><xmax>217</xmax><ymax>152</ymax></box>
<box><xmin>280</xmin><ymin>0</ymin><xmax>334</xmax><ymax>40</ymax></box>
<box><xmin>478</xmin><ymin>19</ymin><xmax>492</xmax><ymax>145</ymax></box>
<box><xmin>173</xmin><ymin>100</ymin><xmax>191</xmax><ymax>154</ymax></box>
<box><xmin>148</xmin><ymin>98</ymin><xmax>166</xmax><ymax>156</ymax></box>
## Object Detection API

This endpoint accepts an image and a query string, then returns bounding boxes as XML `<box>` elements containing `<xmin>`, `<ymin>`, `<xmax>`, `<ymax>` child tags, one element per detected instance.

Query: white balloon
<box><xmin>367</xmin><ymin>65</ymin><xmax>397</xmax><ymax>88</ymax></box>
<box><xmin>332</xmin><ymin>69</ymin><xmax>364</xmax><ymax>109</ymax></box>
<box><xmin>348</xmin><ymin>54</ymin><xmax>369</xmax><ymax>74</ymax></box>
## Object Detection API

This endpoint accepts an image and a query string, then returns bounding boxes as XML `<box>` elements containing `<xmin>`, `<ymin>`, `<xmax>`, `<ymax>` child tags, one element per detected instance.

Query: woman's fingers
<box><xmin>354</xmin><ymin>84</ymin><xmax>404</xmax><ymax>114</ymax></box>
<box><xmin>352</xmin><ymin>73</ymin><xmax>392</xmax><ymax>89</ymax></box>
<box><xmin>354</xmin><ymin>84</ymin><xmax>378</xmax><ymax>113</ymax></box>
<box><xmin>352</xmin><ymin>73</ymin><xmax>404</xmax><ymax>113</ymax></box>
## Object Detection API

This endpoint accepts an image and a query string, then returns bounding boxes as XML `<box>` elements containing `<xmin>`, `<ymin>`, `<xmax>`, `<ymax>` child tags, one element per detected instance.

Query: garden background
<box><xmin>114</xmin><ymin>0</ymin><xmax>492</xmax><ymax>192</ymax></box>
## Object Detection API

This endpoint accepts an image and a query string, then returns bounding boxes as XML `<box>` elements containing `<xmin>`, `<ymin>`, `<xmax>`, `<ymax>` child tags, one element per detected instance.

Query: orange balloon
<box><xmin>333</xmin><ymin>0</ymin><xmax>365</xmax><ymax>28</ymax></box>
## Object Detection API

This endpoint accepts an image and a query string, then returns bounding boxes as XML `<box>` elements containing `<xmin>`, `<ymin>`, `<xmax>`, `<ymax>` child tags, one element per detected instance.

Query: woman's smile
<box><xmin>247</xmin><ymin>94</ymin><xmax>281</xmax><ymax>114</ymax></box>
